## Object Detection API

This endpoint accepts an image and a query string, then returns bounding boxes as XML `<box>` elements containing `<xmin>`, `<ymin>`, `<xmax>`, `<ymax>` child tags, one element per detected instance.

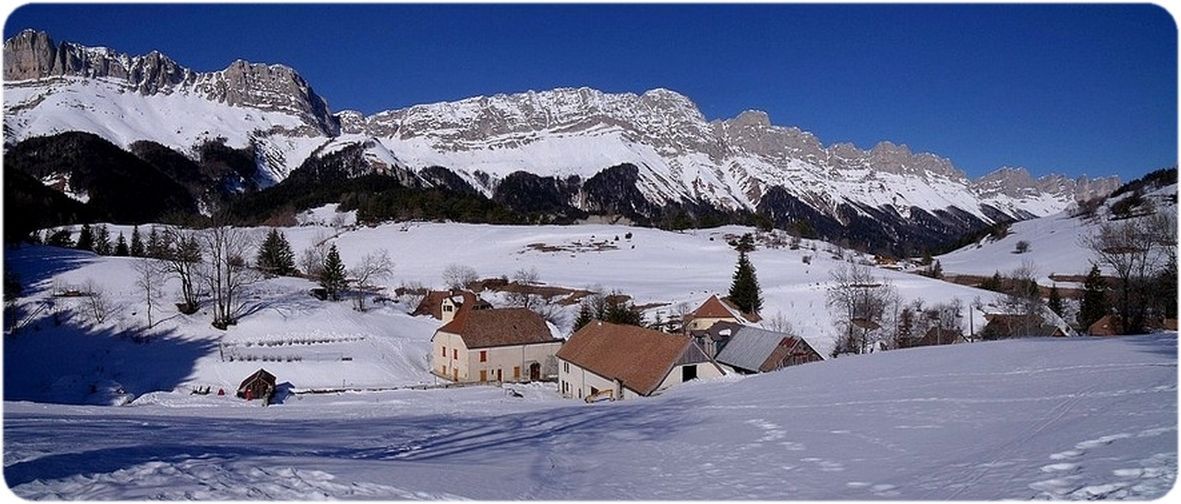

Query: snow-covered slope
<box><xmin>5</xmin><ymin>30</ymin><xmax>1119</xmax><ymax>227</ymax></box>
<box><xmin>9</xmin><ymin>220</ymin><xmax>1013</xmax><ymax>405</ymax></box>
<box><xmin>5</xmin><ymin>334</ymin><xmax>1175</xmax><ymax>499</ymax></box>
<box><xmin>939</xmin><ymin>182</ymin><xmax>1178</xmax><ymax>281</ymax></box>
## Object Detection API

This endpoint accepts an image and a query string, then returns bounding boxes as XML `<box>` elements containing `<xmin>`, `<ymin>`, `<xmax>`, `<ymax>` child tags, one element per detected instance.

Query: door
<box><xmin>480</xmin><ymin>370</ymin><xmax>487</xmax><ymax>382</ymax></box>
<box><xmin>496</xmin><ymin>369</ymin><xmax>502</xmax><ymax>382</ymax></box>
<box><xmin>529</xmin><ymin>362</ymin><xmax>541</xmax><ymax>381</ymax></box>
<box><xmin>681</xmin><ymin>365</ymin><xmax>698</xmax><ymax>382</ymax></box>
<box><xmin>453</xmin><ymin>368</ymin><xmax>458</xmax><ymax>381</ymax></box>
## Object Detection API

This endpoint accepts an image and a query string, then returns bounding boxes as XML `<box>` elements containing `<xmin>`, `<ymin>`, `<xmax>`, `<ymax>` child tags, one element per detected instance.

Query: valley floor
<box><xmin>5</xmin><ymin>334</ymin><xmax>1176</xmax><ymax>500</ymax></box>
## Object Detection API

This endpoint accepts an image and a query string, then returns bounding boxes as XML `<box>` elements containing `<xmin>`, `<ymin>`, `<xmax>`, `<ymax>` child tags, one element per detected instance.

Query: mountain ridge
<box><xmin>3</xmin><ymin>29</ymin><xmax>1125</xmax><ymax>252</ymax></box>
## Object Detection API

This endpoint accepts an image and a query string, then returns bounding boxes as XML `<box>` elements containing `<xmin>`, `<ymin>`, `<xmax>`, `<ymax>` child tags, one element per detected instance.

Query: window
<box><xmin>443</xmin><ymin>305</ymin><xmax>453</xmax><ymax>312</ymax></box>
<box><xmin>441</xmin><ymin>346</ymin><xmax>446</xmax><ymax>357</ymax></box>
<box><xmin>513</xmin><ymin>366</ymin><xmax>521</xmax><ymax>379</ymax></box>
<box><xmin>479</xmin><ymin>350</ymin><xmax>487</xmax><ymax>362</ymax></box>
<box><xmin>563</xmin><ymin>361</ymin><xmax>569</xmax><ymax>373</ymax></box>
<box><xmin>682</xmin><ymin>365</ymin><xmax>698</xmax><ymax>382</ymax></box>
<box><xmin>453</xmin><ymin>349</ymin><xmax>458</xmax><ymax>360</ymax></box>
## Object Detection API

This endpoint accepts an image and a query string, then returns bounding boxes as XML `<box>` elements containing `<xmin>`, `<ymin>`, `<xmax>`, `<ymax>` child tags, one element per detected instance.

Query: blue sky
<box><xmin>5</xmin><ymin>4</ymin><xmax>1176</xmax><ymax>180</ymax></box>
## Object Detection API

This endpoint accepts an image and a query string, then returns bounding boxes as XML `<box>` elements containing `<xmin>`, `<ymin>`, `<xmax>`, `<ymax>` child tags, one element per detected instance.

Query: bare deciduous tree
<box><xmin>1080</xmin><ymin>211</ymin><xmax>1176</xmax><ymax>333</ymax></box>
<box><xmin>134</xmin><ymin>258</ymin><xmax>167</xmax><ymax>328</ymax></box>
<box><xmin>765</xmin><ymin>310</ymin><xmax>796</xmax><ymax>335</ymax></box>
<box><xmin>83</xmin><ymin>279</ymin><xmax>114</xmax><ymax>324</ymax></box>
<box><xmin>442</xmin><ymin>264</ymin><xmax>479</xmax><ymax>291</ymax></box>
<box><xmin>506</xmin><ymin>267</ymin><xmax>542</xmax><ymax>309</ymax></box>
<box><xmin>299</xmin><ymin>230</ymin><xmax>334</xmax><ymax>281</ymax></box>
<box><xmin>350</xmin><ymin>249</ymin><xmax>394</xmax><ymax>312</ymax></box>
<box><xmin>160</xmin><ymin>227</ymin><xmax>202</xmax><ymax>314</ymax></box>
<box><xmin>826</xmin><ymin>263</ymin><xmax>898</xmax><ymax>355</ymax></box>
<box><xmin>196</xmin><ymin>225</ymin><xmax>260</xmax><ymax>329</ymax></box>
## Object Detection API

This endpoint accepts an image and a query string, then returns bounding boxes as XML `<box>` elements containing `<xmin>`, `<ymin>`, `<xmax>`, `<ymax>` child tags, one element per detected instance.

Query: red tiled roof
<box><xmin>691</xmin><ymin>295</ymin><xmax>737</xmax><ymax>319</ymax></box>
<box><xmin>436</xmin><ymin>308</ymin><xmax>556</xmax><ymax>349</ymax></box>
<box><xmin>557</xmin><ymin>322</ymin><xmax>712</xmax><ymax>396</ymax></box>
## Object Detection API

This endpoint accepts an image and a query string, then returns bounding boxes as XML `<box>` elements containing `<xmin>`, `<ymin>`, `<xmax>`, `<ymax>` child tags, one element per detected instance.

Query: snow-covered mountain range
<box><xmin>4</xmin><ymin>29</ymin><xmax>1121</xmax><ymax>250</ymax></box>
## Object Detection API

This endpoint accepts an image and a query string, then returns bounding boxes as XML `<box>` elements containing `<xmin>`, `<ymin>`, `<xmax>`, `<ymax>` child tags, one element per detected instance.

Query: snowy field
<box><xmin>4</xmin><ymin>334</ymin><xmax>1176</xmax><ymax>499</ymax></box>
<box><xmin>8</xmin><ymin>219</ymin><xmax>1014</xmax><ymax>404</ymax></box>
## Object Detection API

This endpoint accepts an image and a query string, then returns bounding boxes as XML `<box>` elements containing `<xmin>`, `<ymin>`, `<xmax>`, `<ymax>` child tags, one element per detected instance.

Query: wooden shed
<box><xmin>1088</xmin><ymin>314</ymin><xmax>1123</xmax><ymax>336</ymax></box>
<box><xmin>237</xmin><ymin>368</ymin><xmax>277</xmax><ymax>403</ymax></box>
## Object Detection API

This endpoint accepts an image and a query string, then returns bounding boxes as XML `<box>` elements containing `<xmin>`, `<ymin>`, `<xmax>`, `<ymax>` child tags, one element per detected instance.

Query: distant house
<box><xmin>237</xmin><ymin>368</ymin><xmax>276</xmax><ymax>403</ymax></box>
<box><xmin>557</xmin><ymin>321</ymin><xmax>725</xmax><ymax>401</ymax></box>
<box><xmin>980</xmin><ymin>311</ymin><xmax>1074</xmax><ymax>339</ymax></box>
<box><xmin>1088</xmin><ymin>314</ymin><xmax>1123</xmax><ymax>336</ymax></box>
<box><xmin>414</xmin><ymin>290</ymin><xmax>492</xmax><ymax>322</ymax></box>
<box><xmin>431</xmin><ymin>307</ymin><xmax>562</xmax><ymax>383</ymax></box>
<box><xmin>683</xmin><ymin>294</ymin><xmax>759</xmax><ymax>332</ymax></box>
<box><xmin>899</xmin><ymin>327</ymin><xmax>963</xmax><ymax>348</ymax></box>
<box><xmin>714</xmin><ymin>325</ymin><xmax>824</xmax><ymax>374</ymax></box>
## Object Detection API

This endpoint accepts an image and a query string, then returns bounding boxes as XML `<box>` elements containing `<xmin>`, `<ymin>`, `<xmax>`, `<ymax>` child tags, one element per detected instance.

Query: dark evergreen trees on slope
<box><xmin>94</xmin><ymin>225</ymin><xmax>111</xmax><ymax>255</ymax></box>
<box><xmin>46</xmin><ymin>229</ymin><xmax>73</xmax><ymax>248</ymax></box>
<box><xmin>256</xmin><ymin>228</ymin><xmax>297</xmax><ymax>276</ymax></box>
<box><xmin>320</xmin><ymin>245</ymin><xmax>347</xmax><ymax>301</ymax></box>
<box><xmin>573</xmin><ymin>302</ymin><xmax>595</xmax><ymax>332</ymax></box>
<box><xmin>1078</xmin><ymin>265</ymin><xmax>1108</xmax><ymax>329</ymax></box>
<box><xmin>75</xmin><ymin>224</ymin><xmax>95</xmax><ymax>252</ymax></box>
<box><xmin>603</xmin><ymin>295</ymin><xmax>645</xmax><ymax>327</ymax></box>
<box><xmin>114</xmin><ymin>232</ymin><xmax>130</xmax><ymax>256</ymax></box>
<box><xmin>130</xmin><ymin>226</ymin><xmax>144</xmax><ymax>257</ymax></box>
<box><xmin>1047</xmin><ymin>285</ymin><xmax>1064</xmax><ymax>318</ymax></box>
<box><xmin>728</xmin><ymin>234</ymin><xmax>763</xmax><ymax>315</ymax></box>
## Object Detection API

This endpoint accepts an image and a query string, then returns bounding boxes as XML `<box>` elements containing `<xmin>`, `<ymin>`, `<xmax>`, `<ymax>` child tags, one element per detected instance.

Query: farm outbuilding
<box><xmin>1088</xmin><ymin>314</ymin><xmax>1123</xmax><ymax>336</ymax></box>
<box><xmin>713</xmin><ymin>325</ymin><xmax>824</xmax><ymax>374</ymax></box>
<box><xmin>237</xmin><ymin>368</ymin><xmax>277</xmax><ymax>403</ymax></box>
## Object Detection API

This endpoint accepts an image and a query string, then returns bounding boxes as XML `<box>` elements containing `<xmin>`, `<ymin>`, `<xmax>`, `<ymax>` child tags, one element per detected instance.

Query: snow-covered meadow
<box><xmin>4</xmin><ymin>334</ymin><xmax>1176</xmax><ymax>499</ymax></box>
<box><xmin>4</xmin><ymin>216</ymin><xmax>1177</xmax><ymax>499</ymax></box>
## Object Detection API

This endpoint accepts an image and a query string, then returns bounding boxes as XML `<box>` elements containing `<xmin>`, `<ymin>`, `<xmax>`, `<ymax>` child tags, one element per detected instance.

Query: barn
<box><xmin>237</xmin><ymin>368</ymin><xmax>277</xmax><ymax>403</ymax></box>
<box><xmin>713</xmin><ymin>325</ymin><xmax>824</xmax><ymax>374</ymax></box>
<box><xmin>557</xmin><ymin>321</ymin><xmax>725</xmax><ymax>401</ymax></box>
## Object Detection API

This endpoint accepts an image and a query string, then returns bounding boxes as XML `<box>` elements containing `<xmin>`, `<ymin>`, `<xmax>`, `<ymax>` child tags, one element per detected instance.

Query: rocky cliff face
<box><xmin>3</xmin><ymin>29</ymin><xmax>338</xmax><ymax>136</ymax></box>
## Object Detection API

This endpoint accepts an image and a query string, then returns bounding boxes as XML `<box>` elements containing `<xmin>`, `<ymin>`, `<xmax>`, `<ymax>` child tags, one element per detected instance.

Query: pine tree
<box><xmin>319</xmin><ymin>244</ymin><xmax>347</xmax><ymax>301</ymax></box>
<box><xmin>573</xmin><ymin>302</ymin><xmax>595</xmax><ymax>332</ymax></box>
<box><xmin>1078</xmin><ymin>264</ymin><xmax>1108</xmax><ymax>329</ymax></box>
<box><xmin>256</xmin><ymin>228</ymin><xmax>297</xmax><ymax>276</ymax></box>
<box><xmin>728</xmin><ymin>249</ymin><xmax>763</xmax><ymax>315</ymax></box>
<box><xmin>895</xmin><ymin>308</ymin><xmax>914</xmax><ymax>348</ymax></box>
<box><xmin>146</xmin><ymin>227</ymin><xmax>162</xmax><ymax>258</ymax></box>
<box><xmin>732</xmin><ymin>233</ymin><xmax>756</xmax><ymax>253</ymax></box>
<box><xmin>114</xmin><ymin>232</ymin><xmax>130</xmax><ymax>256</ymax></box>
<box><xmin>603</xmin><ymin>295</ymin><xmax>644</xmax><ymax>326</ymax></box>
<box><xmin>1047</xmin><ymin>284</ymin><xmax>1064</xmax><ymax>318</ymax></box>
<box><xmin>94</xmin><ymin>225</ymin><xmax>112</xmax><ymax>255</ymax></box>
<box><xmin>75</xmin><ymin>224</ymin><xmax>95</xmax><ymax>252</ymax></box>
<box><xmin>46</xmin><ymin>229</ymin><xmax>74</xmax><ymax>248</ymax></box>
<box><xmin>130</xmin><ymin>226</ymin><xmax>145</xmax><ymax>257</ymax></box>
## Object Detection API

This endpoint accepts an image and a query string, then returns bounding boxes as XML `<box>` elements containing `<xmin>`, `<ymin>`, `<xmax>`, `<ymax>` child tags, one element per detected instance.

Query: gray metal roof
<box><xmin>715</xmin><ymin>326</ymin><xmax>793</xmax><ymax>372</ymax></box>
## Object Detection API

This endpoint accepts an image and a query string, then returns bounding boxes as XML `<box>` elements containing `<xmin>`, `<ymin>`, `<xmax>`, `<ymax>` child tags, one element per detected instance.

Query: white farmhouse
<box><xmin>431</xmin><ymin>308</ymin><xmax>562</xmax><ymax>383</ymax></box>
<box><xmin>557</xmin><ymin>321</ymin><xmax>725</xmax><ymax>401</ymax></box>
